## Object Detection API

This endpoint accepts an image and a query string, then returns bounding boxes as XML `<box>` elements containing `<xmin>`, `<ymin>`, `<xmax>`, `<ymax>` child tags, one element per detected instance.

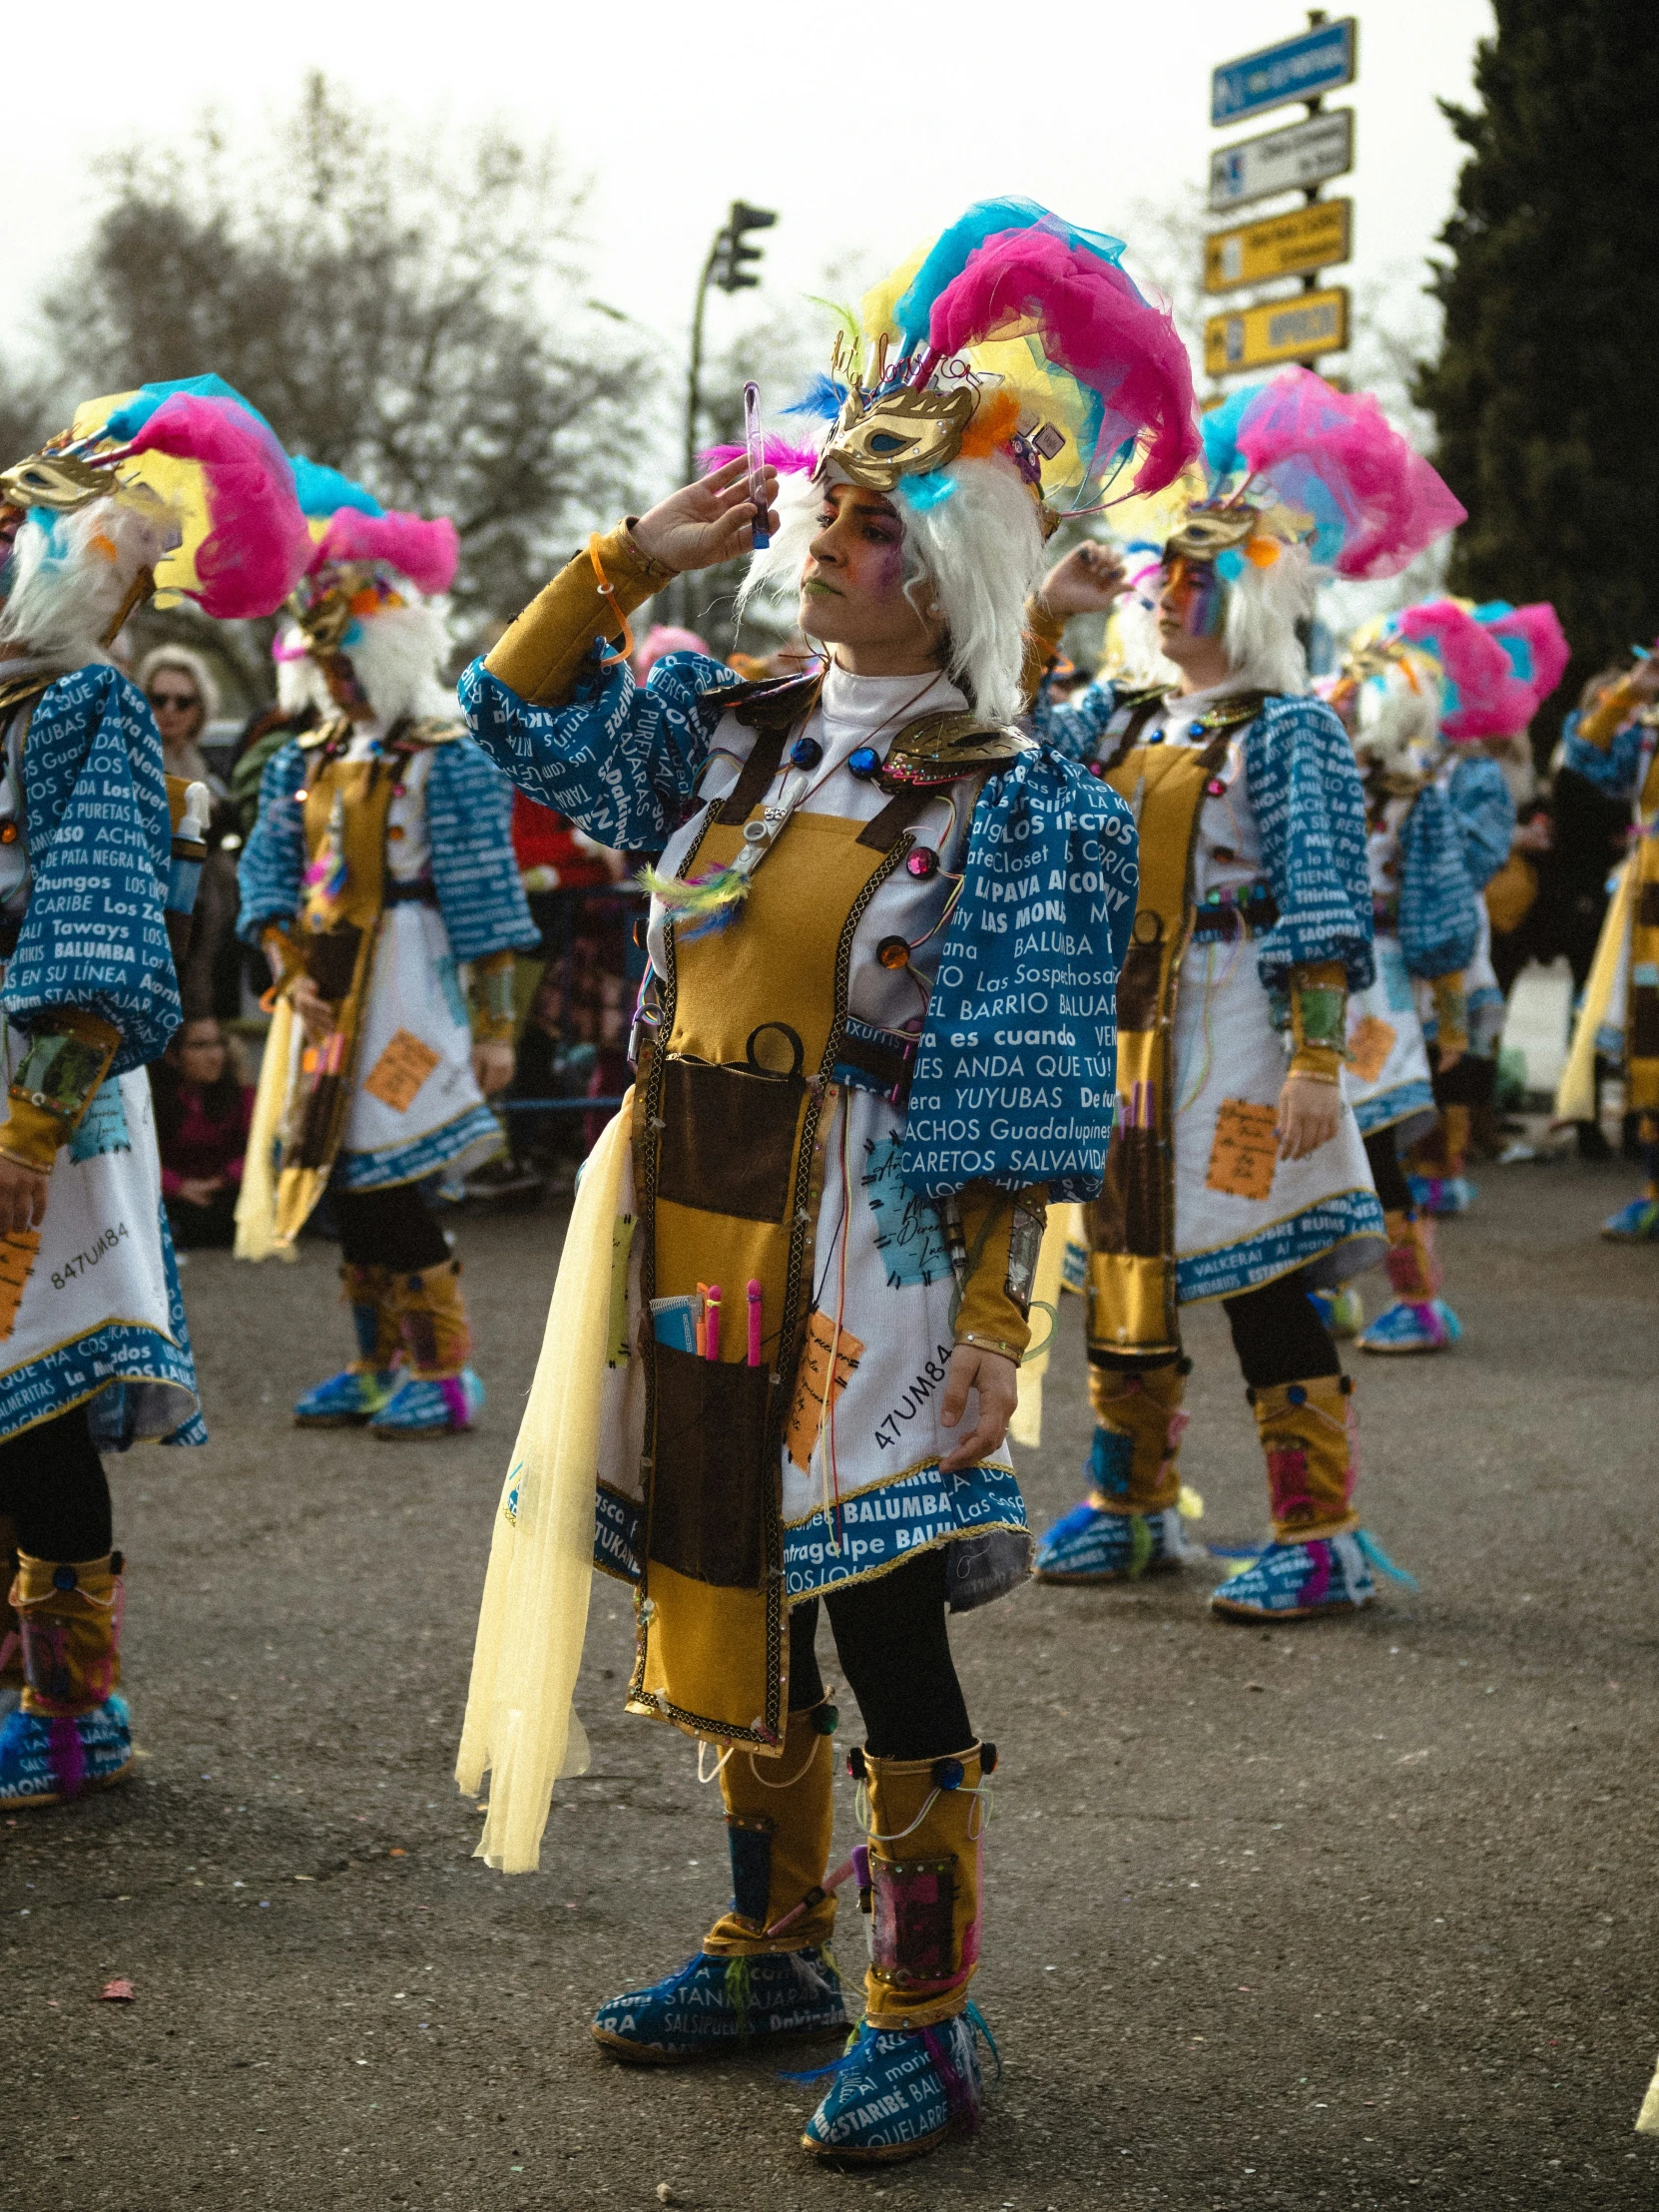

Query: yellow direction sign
<box><xmin>1205</xmin><ymin>200</ymin><xmax>1352</xmax><ymax>294</ymax></box>
<box><xmin>1205</xmin><ymin>286</ymin><xmax>1350</xmax><ymax>377</ymax></box>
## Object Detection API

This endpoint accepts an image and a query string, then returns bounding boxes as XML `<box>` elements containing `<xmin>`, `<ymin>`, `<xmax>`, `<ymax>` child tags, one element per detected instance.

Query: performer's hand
<box><xmin>1631</xmin><ymin>656</ymin><xmax>1659</xmax><ymax>702</ymax></box>
<box><xmin>472</xmin><ymin>1040</ymin><xmax>515</xmax><ymax>1096</ymax></box>
<box><xmin>1037</xmin><ymin>541</ymin><xmax>1128</xmax><ymax>617</ymax></box>
<box><xmin>938</xmin><ymin>1343</ymin><xmax>1020</xmax><ymax>1473</ymax></box>
<box><xmin>178</xmin><ymin>1175</ymin><xmax>224</xmax><ymax>1206</ymax></box>
<box><xmin>1436</xmin><ymin>1045</ymin><xmax>1464</xmax><ymax>1075</ymax></box>
<box><xmin>0</xmin><ymin>1153</ymin><xmax>50</xmax><ymax>1236</ymax></box>
<box><xmin>631</xmin><ymin>457</ymin><xmax>780</xmax><ymax>575</ymax></box>
<box><xmin>289</xmin><ymin>974</ymin><xmax>333</xmax><ymax>1047</ymax></box>
<box><xmin>1276</xmin><ymin>1073</ymin><xmax>1342</xmax><ymax>1162</ymax></box>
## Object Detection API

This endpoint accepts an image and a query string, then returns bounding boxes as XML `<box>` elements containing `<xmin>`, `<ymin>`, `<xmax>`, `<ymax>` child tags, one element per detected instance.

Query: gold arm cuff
<box><xmin>1428</xmin><ymin>969</ymin><xmax>1470</xmax><ymax>1054</ymax></box>
<box><xmin>483</xmin><ymin>523</ymin><xmax>678</xmax><ymax>708</ymax></box>
<box><xmin>1579</xmin><ymin>674</ymin><xmax>1642</xmax><ymax>750</ymax></box>
<box><xmin>1288</xmin><ymin>1055</ymin><xmax>1344</xmax><ymax>1084</ymax></box>
<box><xmin>0</xmin><ymin>1096</ymin><xmax>66</xmax><ymax>1170</ymax></box>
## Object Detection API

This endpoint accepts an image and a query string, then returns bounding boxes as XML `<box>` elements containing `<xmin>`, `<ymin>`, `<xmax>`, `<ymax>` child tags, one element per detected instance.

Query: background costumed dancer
<box><xmin>235</xmin><ymin>463</ymin><xmax>537</xmax><ymax>1437</ymax></box>
<box><xmin>1030</xmin><ymin>367</ymin><xmax>1464</xmax><ymax>1619</ymax></box>
<box><xmin>0</xmin><ymin>375</ymin><xmax>309</xmax><ymax>1802</ymax></box>
<box><xmin>454</xmin><ymin>198</ymin><xmax>1199</xmax><ymax>2162</ymax></box>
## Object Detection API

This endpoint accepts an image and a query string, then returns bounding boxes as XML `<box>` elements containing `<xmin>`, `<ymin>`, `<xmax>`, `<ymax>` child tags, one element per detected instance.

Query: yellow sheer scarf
<box><xmin>456</xmin><ymin>1091</ymin><xmax>633</xmax><ymax>1872</ymax></box>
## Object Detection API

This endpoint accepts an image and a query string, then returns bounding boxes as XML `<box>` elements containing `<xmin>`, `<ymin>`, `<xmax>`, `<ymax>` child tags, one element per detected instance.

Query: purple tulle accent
<box><xmin>1396</xmin><ymin>600</ymin><xmax>1533</xmax><ymax>741</ymax></box>
<box><xmin>308</xmin><ymin>509</ymin><xmax>459</xmax><ymax>596</ymax></box>
<box><xmin>920</xmin><ymin>2023</ymin><xmax>980</xmax><ymax>2135</ymax></box>
<box><xmin>1224</xmin><ymin>367</ymin><xmax>1464</xmax><ymax>580</ymax></box>
<box><xmin>925</xmin><ymin>224</ymin><xmax>1199</xmax><ymax>498</ymax></box>
<box><xmin>129</xmin><ymin>393</ymin><xmax>312</xmax><ymax>619</ymax></box>
<box><xmin>438</xmin><ymin>1377</ymin><xmax>472</xmax><ymax>1428</ymax></box>
<box><xmin>1296</xmin><ymin>1538</ymin><xmax>1334</xmax><ymax>1609</ymax></box>
<box><xmin>48</xmin><ymin>1713</ymin><xmax>87</xmax><ymax>1800</ymax></box>
<box><xmin>701</xmin><ymin>435</ymin><xmax>821</xmax><ymax>477</ymax></box>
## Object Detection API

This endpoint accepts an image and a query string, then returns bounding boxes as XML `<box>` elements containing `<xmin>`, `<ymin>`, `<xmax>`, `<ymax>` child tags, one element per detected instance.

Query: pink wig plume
<box><xmin>129</xmin><ymin>393</ymin><xmax>311</xmax><ymax>619</ymax></box>
<box><xmin>1486</xmin><ymin>602</ymin><xmax>1569</xmax><ymax>716</ymax></box>
<box><xmin>925</xmin><ymin>226</ymin><xmax>1199</xmax><ymax>497</ymax></box>
<box><xmin>1397</xmin><ymin>599</ymin><xmax>1533</xmax><ymax>742</ymax></box>
<box><xmin>308</xmin><ymin>509</ymin><xmax>459</xmax><ymax>597</ymax></box>
<box><xmin>1230</xmin><ymin>368</ymin><xmax>1465</xmax><ymax>580</ymax></box>
<box><xmin>701</xmin><ymin>435</ymin><xmax>821</xmax><ymax>477</ymax></box>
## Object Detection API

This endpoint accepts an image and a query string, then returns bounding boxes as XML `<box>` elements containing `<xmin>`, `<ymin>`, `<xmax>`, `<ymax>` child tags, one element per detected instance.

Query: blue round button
<box><xmin>1288</xmin><ymin>1384</ymin><xmax>1308</xmax><ymax>1405</ymax></box>
<box><xmin>847</xmin><ymin>746</ymin><xmax>881</xmax><ymax>780</ymax></box>
<box><xmin>52</xmin><ymin>1565</ymin><xmax>78</xmax><ymax>1591</ymax></box>
<box><xmin>790</xmin><ymin>737</ymin><xmax>823</xmax><ymax>770</ymax></box>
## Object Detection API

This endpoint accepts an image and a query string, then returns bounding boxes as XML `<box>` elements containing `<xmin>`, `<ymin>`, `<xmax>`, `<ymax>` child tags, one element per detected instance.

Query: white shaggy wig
<box><xmin>1219</xmin><ymin>541</ymin><xmax>1317</xmax><ymax>697</ymax></box>
<box><xmin>737</xmin><ymin>457</ymin><xmax>1047</xmax><ymax>726</ymax></box>
<box><xmin>0</xmin><ymin>496</ymin><xmax>178</xmax><ymax>676</ymax></box>
<box><xmin>1353</xmin><ymin>648</ymin><xmax>1440</xmax><ymax>780</ymax></box>
<box><xmin>322</xmin><ymin>593</ymin><xmax>455</xmax><ymax>727</ymax></box>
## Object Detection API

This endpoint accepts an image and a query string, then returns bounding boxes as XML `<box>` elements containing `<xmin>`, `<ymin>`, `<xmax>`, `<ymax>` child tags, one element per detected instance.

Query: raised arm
<box><xmin>1022</xmin><ymin>540</ymin><xmax>1131</xmax><ymax>760</ymax></box>
<box><xmin>459</xmin><ymin>459</ymin><xmax>777</xmax><ymax>851</ymax></box>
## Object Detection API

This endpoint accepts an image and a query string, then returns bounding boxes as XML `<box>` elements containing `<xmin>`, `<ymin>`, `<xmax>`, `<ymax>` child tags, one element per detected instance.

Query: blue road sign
<box><xmin>1211</xmin><ymin>17</ymin><xmax>1357</xmax><ymax>127</ymax></box>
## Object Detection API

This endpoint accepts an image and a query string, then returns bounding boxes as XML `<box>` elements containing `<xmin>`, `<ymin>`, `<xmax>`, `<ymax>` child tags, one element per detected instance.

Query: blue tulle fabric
<box><xmin>889</xmin><ymin>197</ymin><xmax>1130</xmax><ymax>349</ymax></box>
<box><xmin>104</xmin><ymin>373</ymin><xmax>277</xmax><ymax>443</ymax></box>
<box><xmin>291</xmin><ymin>455</ymin><xmax>384</xmax><ymax>519</ymax></box>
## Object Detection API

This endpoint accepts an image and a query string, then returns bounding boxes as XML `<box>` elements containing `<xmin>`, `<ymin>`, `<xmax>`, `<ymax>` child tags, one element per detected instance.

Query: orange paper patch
<box><xmin>0</xmin><ymin>1228</ymin><xmax>42</xmax><ymax>1342</ymax></box>
<box><xmin>785</xmin><ymin>1310</ymin><xmax>865</xmax><ymax>1472</ymax></box>
<box><xmin>1346</xmin><ymin>1015</ymin><xmax>1396</xmax><ymax>1085</ymax></box>
<box><xmin>1205</xmin><ymin>1098</ymin><xmax>1280</xmax><ymax>1204</ymax></box>
<box><xmin>362</xmin><ymin>1029</ymin><xmax>441</xmax><ymax>1113</ymax></box>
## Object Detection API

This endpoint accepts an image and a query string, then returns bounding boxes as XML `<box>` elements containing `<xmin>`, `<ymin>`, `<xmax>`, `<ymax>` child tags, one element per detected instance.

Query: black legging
<box><xmin>1091</xmin><ymin>1267</ymin><xmax>1343</xmax><ymax>1401</ymax></box>
<box><xmin>1363</xmin><ymin>1127</ymin><xmax>1412</xmax><ymax>1215</ymax></box>
<box><xmin>0</xmin><ymin>1402</ymin><xmax>112</xmax><ymax>1560</ymax></box>
<box><xmin>787</xmin><ymin>1547</ymin><xmax>970</xmax><ymax>1761</ymax></box>
<box><xmin>333</xmin><ymin>1182</ymin><xmax>449</xmax><ymax>1273</ymax></box>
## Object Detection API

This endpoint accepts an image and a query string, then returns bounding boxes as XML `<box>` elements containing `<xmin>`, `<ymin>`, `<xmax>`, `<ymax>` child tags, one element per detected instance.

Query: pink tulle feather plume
<box><xmin>1397</xmin><ymin>599</ymin><xmax>1533</xmax><ymax>742</ymax></box>
<box><xmin>308</xmin><ymin>509</ymin><xmax>459</xmax><ymax>596</ymax></box>
<box><xmin>128</xmin><ymin>393</ymin><xmax>311</xmax><ymax>620</ymax></box>
<box><xmin>1228</xmin><ymin>368</ymin><xmax>1465</xmax><ymax>580</ymax></box>
<box><xmin>701</xmin><ymin>436</ymin><xmax>821</xmax><ymax>477</ymax></box>
<box><xmin>1488</xmin><ymin>602</ymin><xmax>1570</xmax><ymax>715</ymax></box>
<box><xmin>924</xmin><ymin>225</ymin><xmax>1199</xmax><ymax>497</ymax></box>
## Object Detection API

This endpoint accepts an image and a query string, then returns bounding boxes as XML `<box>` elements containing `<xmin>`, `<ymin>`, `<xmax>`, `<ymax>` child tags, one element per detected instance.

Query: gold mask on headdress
<box><xmin>821</xmin><ymin>385</ymin><xmax>976</xmax><ymax>493</ymax></box>
<box><xmin>1164</xmin><ymin>504</ymin><xmax>1260</xmax><ymax>566</ymax></box>
<box><xmin>0</xmin><ymin>450</ymin><xmax>112</xmax><ymax>514</ymax></box>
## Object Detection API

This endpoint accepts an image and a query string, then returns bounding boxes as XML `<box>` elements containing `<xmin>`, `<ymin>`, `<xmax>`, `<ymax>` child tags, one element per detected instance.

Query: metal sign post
<box><xmin>1203</xmin><ymin>10</ymin><xmax>1356</xmax><ymax>383</ymax></box>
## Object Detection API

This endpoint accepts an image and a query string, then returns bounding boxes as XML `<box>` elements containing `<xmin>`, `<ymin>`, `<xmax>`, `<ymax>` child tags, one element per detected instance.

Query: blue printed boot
<box><xmin>1034</xmin><ymin>1366</ymin><xmax>1192</xmax><ymax>1585</ymax></box>
<box><xmin>1603</xmin><ymin>1188</ymin><xmax>1659</xmax><ymax>1242</ymax></box>
<box><xmin>800</xmin><ymin>2009</ymin><xmax>992</xmax><ymax>2163</ymax></box>
<box><xmin>592</xmin><ymin>1947</ymin><xmax>845</xmax><ymax>2063</ymax></box>
<box><xmin>1309</xmin><ymin>1284</ymin><xmax>1365</xmax><ymax>1340</ymax></box>
<box><xmin>1357</xmin><ymin>1212</ymin><xmax>1460</xmax><ymax>1354</ymax></box>
<box><xmin>1210</xmin><ymin>1531</ymin><xmax>1380</xmax><ymax>1621</ymax></box>
<box><xmin>367</xmin><ymin>1259</ymin><xmax>482</xmax><ymax>1437</ymax></box>
<box><xmin>293</xmin><ymin>1263</ymin><xmax>400</xmax><ymax>1426</ymax></box>
<box><xmin>0</xmin><ymin>1553</ymin><xmax>133</xmax><ymax>1808</ymax></box>
<box><xmin>1407</xmin><ymin>1172</ymin><xmax>1474</xmax><ymax>1217</ymax></box>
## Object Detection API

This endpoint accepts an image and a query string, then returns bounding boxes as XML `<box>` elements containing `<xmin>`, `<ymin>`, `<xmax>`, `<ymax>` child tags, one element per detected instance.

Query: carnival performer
<box><xmin>236</xmin><ymin>460</ymin><xmax>536</xmax><ymax>1436</ymax></box>
<box><xmin>1326</xmin><ymin>601</ymin><xmax>1523</xmax><ymax>1351</ymax></box>
<box><xmin>1553</xmin><ymin>646</ymin><xmax>1659</xmax><ymax>1239</ymax></box>
<box><xmin>455</xmin><ymin>200</ymin><xmax>1197</xmax><ymax>2162</ymax></box>
<box><xmin>1029</xmin><ymin>368</ymin><xmax>1464</xmax><ymax>1617</ymax></box>
<box><xmin>0</xmin><ymin>375</ymin><xmax>310</xmax><ymax>1802</ymax></box>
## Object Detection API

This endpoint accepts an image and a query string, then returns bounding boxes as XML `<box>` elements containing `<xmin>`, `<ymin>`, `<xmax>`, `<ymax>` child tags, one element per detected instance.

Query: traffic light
<box><xmin>710</xmin><ymin>201</ymin><xmax>777</xmax><ymax>294</ymax></box>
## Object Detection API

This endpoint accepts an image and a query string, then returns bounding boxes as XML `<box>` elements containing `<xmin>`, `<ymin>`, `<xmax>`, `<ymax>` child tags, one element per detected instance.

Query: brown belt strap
<box><xmin>715</xmin><ymin>723</ymin><xmax>793</xmax><ymax>826</ymax></box>
<box><xmin>855</xmin><ymin>783</ymin><xmax>943</xmax><ymax>852</ymax></box>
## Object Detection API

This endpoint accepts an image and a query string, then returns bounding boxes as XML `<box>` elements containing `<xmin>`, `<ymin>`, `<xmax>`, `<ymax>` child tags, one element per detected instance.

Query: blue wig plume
<box><xmin>781</xmin><ymin>373</ymin><xmax>849</xmax><ymax>423</ymax></box>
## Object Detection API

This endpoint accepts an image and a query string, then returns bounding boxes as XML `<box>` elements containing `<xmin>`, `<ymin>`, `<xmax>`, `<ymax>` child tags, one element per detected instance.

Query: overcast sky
<box><xmin>6</xmin><ymin>0</ymin><xmax>1492</xmax><ymax>406</ymax></box>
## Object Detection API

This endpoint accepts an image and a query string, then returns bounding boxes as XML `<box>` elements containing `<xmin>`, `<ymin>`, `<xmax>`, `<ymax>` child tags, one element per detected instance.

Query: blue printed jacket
<box><xmin>237</xmin><ymin>727</ymin><xmax>536</xmax><ymax>962</ymax></box>
<box><xmin>1033</xmin><ymin>679</ymin><xmax>1376</xmax><ymax>992</ymax></box>
<box><xmin>4</xmin><ymin>664</ymin><xmax>180</xmax><ymax>1075</ymax></box>
<box><xmin>1562</xmin><ymin>708</ymin><xmax>1649</xmax><ymax>805</ymax></box>
<box><xmin>1444</xmin><ymin>754</ymin><xmax>1516</xmax><ymax>892</ymax></box>
<box><xmin>1394</xmin><ymin>783</ymin><xmax>1480</xmax><ymax>980</ymax></box>
<box><xmin>460</xmin><ymin>648</ymin><xmax>1138</xmax><ymax>1202</ymax></box>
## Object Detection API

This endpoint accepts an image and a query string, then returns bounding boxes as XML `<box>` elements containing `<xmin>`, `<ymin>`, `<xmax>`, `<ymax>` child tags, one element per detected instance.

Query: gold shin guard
<box><xmin>703</xmin><ymin>1699</ymin><xmax>838</xmax><ymax>1956</ymax></box>
<box><xmin>1382</xmin><ymin>1210</ymin><xmax>1440</xmax><ymax>1300</ymax></box>
<box><xmin>1087</xmin><ymin>1362</ymin><xmax>1187</xmax><ymax>1513</ymax></box>
<box><xmin>340</xmin><ymin>1262</ymin><xmax>399</xmax><ymax>1374</ymax></box>
<box><xmin>12</xmin><ymin>1552</ymin><xmax>125</xmax><ymax>1716</ymax></box>
<box><xmin>387</xmin><ymin>1258</ymin><xmax>473</xmax><ymax>1379</ymax></box>
<box><xmin>1250</xmin><ymin>1377</ymin><xmax>1360</xmax><ymax>1544</ymax></box>
<box><xmin>856</xmin><ymin>1742</ymin><xmax>991</xmax><ymax>2031</ymax></box>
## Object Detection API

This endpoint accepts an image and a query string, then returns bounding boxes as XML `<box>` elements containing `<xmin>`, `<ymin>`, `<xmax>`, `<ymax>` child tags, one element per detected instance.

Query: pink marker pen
<box><xmin>747</xmin><ymin>1279</ymin><xmax>763</xmax><ymax>1367</ymax></box>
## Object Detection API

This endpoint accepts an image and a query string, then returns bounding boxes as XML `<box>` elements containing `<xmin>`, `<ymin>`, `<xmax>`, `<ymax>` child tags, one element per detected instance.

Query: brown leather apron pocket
<box><xmin>649</xmin><ymin>1344</ymin><xmax>773</xmax><ymax>1587</ymax></box>
<box><xmin>1115</xmin><ymin>910</ymin><xmax>1164</xmax><ymax>1032</ymax></box>
<box><xmin>657</xmin><ymin>1028</ymin><xmax>807</xmax><ymax>1223</ymax></box>
<box><xmin>303</xmin><ymin>924</ymin><xmax>363</xmax><ymax>1004</ymax></box>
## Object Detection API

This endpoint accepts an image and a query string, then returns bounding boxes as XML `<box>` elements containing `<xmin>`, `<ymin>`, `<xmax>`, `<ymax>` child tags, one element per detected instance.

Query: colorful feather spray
<box><xmin>301</xmin><ymin>788</ymin><xmax>350</xmax><ymax>927</ymax></box>
<box><xmin>637</xmin><ymin>849</ymin><xmax>763</xmax><ymax>939</ymax></box>
<box><xmin>307</xmin><ymin>509</ymin><xmax>459</xmax><ymax>597</ymax></box>
<box><xmin>700</xmin><ymin>435</ymin><xmax>821</xmax><ymax>478</ymax></box>
<box><xmin>1394</xmin><ymin>599</ymin><xmax>1533</xmax><ymax>742</ymax></box>
<box><xmin>1471</xmin><ymin>600</ymin><xmax>1569</xmax><ymax>714</ymax></box>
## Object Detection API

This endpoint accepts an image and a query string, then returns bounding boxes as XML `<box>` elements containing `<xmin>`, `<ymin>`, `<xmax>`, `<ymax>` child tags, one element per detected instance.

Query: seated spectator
<box><xmin>151</xmin><ymin>1020</ymin><xmax>255</xmax><ymax>1249</ymax></box>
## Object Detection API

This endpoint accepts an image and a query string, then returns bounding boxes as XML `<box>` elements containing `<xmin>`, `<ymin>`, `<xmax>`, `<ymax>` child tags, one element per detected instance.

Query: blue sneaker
<box><xmin>1210</xmin><ymin>1532</ymin><xmax>1380</xmax><ymax>1621</ymax></box>
<box><xmin>1034</xmin><ymin>1501</ymin><xmax>1193</xmax><ymax>1582</ymax></box>
<box><xmin>367</xmin><ymin>1369</ymin><xmax>484</xmax><ymax>1438</ymax></box>
<box><xmin>292</xmin><ymin>1366</ymin><xmax>400</xmax><ymax>1426</ymax></box>
<box><xmin>592</xmin><ymin>1947</ymin><xmax>845</xmax><ymax>2064</ymax></box>
<box><xmin>0</xmin><ymin>1694</ymin><xmax>133</xmax><ymax>1806</ymax></box>
<box><xmin>1407</xmin><ymin>1174</ymin><xmax>1474</xmax><ymax>1217</ymax></box>
<box><xmin>1358</xmin><ymin>1298</ymin><xmax>1462</xmax><ymax>1354</ymax></box>
<box><xmin>800</xmin><ymin>2008</ymin><xmax>992</xmax><ymax>2164</ymax></box>
<box><xmin>1603</xmin><ymin>1194</ymin><xmax>1659</xmax><ymax>1242</ymax></box>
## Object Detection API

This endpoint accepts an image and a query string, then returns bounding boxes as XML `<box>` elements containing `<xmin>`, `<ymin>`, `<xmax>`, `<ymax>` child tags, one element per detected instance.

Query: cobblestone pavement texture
<box><xmin>1</xmin><ymin>1153</ymin><xmax>1656</xmax><ymax>2210</ymax></box>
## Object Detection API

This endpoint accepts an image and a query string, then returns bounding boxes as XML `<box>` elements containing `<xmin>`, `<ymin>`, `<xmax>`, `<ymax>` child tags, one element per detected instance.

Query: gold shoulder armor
<box><xmin>402</xmin><ymin>715</ymin><xmax>467</xmax><ymax>748</ymax></box>
<box><xmin>881</xmin><ymin>710</ymin><xmax>1037</xmax><ymax>791</ymax></box>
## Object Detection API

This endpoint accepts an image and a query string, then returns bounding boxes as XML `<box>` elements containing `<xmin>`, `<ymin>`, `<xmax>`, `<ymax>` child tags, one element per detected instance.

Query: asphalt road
<box><xmin>2</xmin><ymin>1147</ymin><xmax>1656</xmax><ymax>2212</ymax></box>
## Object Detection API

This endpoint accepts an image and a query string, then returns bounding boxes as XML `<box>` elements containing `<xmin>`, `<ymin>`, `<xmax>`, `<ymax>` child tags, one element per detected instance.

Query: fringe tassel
<box><xmin>1355</xmin><ymin>1528</ymin><xmax>1418</xmax><ymax>1589</ymax></box>
<box><xmin>637</xmin><ymin>851</ymin><xmax>760</xmax><ymax>941</ymax></box>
